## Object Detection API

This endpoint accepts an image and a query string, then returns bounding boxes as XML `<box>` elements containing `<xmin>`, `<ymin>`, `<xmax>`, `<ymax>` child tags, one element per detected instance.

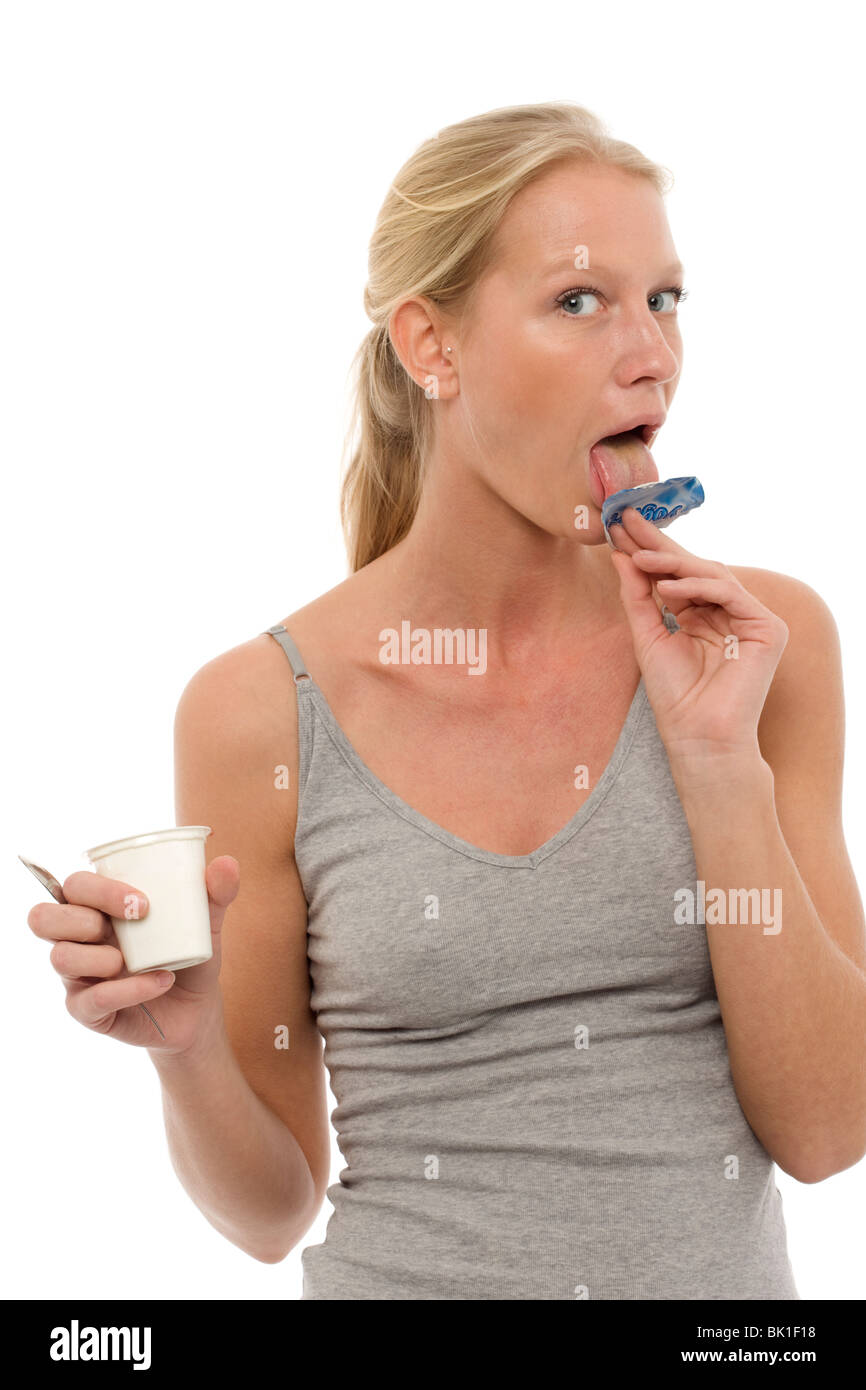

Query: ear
<box><xmin>388</xmin><ymin>298</ymin><xmax>457</xmax><ymax>397</ymax></box>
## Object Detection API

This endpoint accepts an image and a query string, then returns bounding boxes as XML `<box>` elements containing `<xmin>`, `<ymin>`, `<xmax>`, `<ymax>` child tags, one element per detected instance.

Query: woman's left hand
<box><xmin>608</xmin><ymin>507</ymin><xmax>789</xmax><ymax>768</ymax></box>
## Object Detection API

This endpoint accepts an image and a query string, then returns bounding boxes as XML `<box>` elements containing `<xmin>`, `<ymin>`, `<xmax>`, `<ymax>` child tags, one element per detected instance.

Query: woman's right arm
<box><xmin>27</xmin><ymin>634</ymin><xmax>330</xmax><ymax>1264</ymax></box>
<box><xmin>154</xmin><ymin>635</ymin><xmax>331</xmax><ymax>1264</ymax></box>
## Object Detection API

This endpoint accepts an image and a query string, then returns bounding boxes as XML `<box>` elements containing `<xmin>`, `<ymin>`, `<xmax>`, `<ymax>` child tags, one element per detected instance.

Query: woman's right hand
<box><xmin>26</xmin><ymin>856</ymin><xmax>240</xmax><ymax>1056</ymax></box>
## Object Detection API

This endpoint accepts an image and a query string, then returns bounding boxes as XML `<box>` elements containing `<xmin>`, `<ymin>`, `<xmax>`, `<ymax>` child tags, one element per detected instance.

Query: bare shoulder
<box><xmin>176</xmin><ymin>623</ymin><xmax>307</xmax><ymax>713</ymax></box>
<box><xmin>728</xmin><ymin>564</ymin><xmax>839</xmax><ymax>637</ymax></box>
<box><xmin>174</xmin><ymin>627</ymin><xmax>306</xmax><ymax>848</ymax></box>
<box><xmin>173</xmin><ymin>625</ymin><xmax>335</xmax><ymax>1216</ymax></box>
<box><xmin>726</xmin><ymin>563</ymin><xmax>842</xmax><ymax>684</ymax></box>
<box><xmin>727</xmin><ymin>570</ymin><xmax>866</xmax><ymax>981</ymax></box>
<box><xmin>727</xmin><ymin>564</ymin><xmax>844</xmax><ymax>768</ymax></box>
<box><xmin>172</xmin><ymin>572</ymin><xmax>368</xmax><ymax>850</ymax></box>
<box><xmin>269</xmin><ymin>567</ymin><xmax>383</xmax><ymax>695</ymax></box>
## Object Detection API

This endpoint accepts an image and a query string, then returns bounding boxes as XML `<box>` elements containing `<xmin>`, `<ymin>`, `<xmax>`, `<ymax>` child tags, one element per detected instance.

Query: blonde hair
<box><xmin>340</xmin><ymin>101</ymin><xmax>673</xmax><ymax>572</ymax></box>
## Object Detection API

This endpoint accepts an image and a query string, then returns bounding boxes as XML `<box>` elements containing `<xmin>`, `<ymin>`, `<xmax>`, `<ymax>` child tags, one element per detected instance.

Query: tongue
<box><xmin>591</xmin><ymin>432</ymin><xmax>659</xmax><ymax>500</ymax></box>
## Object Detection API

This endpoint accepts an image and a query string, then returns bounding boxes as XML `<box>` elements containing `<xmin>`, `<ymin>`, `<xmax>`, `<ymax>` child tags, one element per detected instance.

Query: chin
<box><xmin>568</xmin><ymin>501</ymin><xmax>607</xmax><ymax>544</ymax></box>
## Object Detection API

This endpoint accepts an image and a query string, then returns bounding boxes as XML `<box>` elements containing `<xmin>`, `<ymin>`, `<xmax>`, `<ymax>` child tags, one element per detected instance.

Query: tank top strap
<box><xmin>264</xmin><ymin>623</ymin><xmax>315</xmax><ymax>800</ymax></box>
<box><xmin>264</xmin><ymin>623</ymin><xmax>313</xmax><ymax>682</ymax></box>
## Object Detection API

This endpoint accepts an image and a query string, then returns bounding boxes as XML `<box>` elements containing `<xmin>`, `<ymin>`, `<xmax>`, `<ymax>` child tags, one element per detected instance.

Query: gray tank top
<box><xmin>265</xmin><ymin>622</ymin><xmax>799</xmax><ymax>1300</ymax></box>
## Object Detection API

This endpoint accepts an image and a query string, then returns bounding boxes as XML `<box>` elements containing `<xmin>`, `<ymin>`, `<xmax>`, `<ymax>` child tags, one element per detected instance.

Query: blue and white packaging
<box><xmin>602</xmin><ymin>476</ymin><xmax>705</xmax><ymax>546</ymax></box>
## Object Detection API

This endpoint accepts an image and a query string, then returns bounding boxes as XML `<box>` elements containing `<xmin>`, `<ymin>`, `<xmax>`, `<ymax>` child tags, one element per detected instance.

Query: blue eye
<box><xmin>556</xmin><ymin>284</ymin><xmax>689</xmax><ymax>318</ymax></box>
<box><xmin>556</xmin><ymin>287</ymin><xmax>603</xmax><ymax>317</ymax></box>
<box><xmin>649</xmin><ymin>287</ymin><xmax>688</xmax><ymax>313</ymax></box>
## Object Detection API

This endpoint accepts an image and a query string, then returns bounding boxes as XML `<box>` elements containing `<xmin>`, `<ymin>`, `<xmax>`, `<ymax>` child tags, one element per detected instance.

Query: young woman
<box><xmin>31</xmin><ymin>102</ymin><xmax>866</xmax><ymax>1300</ymax></box>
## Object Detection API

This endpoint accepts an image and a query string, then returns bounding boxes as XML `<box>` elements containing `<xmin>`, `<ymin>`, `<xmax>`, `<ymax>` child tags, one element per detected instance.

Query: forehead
<box><xmin>488</xmin><ymin>160</ymin><xmax>675</xmax><ymax>276</ymax></box>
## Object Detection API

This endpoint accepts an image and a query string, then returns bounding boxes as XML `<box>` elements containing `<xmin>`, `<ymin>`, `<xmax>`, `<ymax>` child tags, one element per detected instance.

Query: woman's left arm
<box><xmin>610</xmin><ymin>509</ymin><xmax>866</xmax><ymax>1185</ymax></box>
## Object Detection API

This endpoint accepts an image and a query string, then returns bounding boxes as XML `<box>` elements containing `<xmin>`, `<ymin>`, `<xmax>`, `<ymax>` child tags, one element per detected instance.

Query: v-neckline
<box><xmin>299</xmin><ymin>671</ymin><xmax>648</xmax><ymax>870</ymax></box>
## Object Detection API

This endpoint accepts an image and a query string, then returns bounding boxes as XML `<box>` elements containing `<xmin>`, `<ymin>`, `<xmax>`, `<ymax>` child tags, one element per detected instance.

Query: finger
<box><xmin>624</xmin><ymin>546</ymin><xmax>705</xmax><ymax>618</ymax></box>
<box><xmin>204</xmin><ymin>857</ymin><xmax>241</xmax><ymax>943</ymax></box>
<box><xmin>611</xmin><ymin>547</ymin><xmax>671</xmax><ymax>647</ymax></box>
<box><xmin>205</xmin><ymin>855</ymin><xmax>240</xmax><ymax>909</ymax></box>
<box><xmin>618</xmin><ymin>511</ymin><xmax>732</xmax><ymax>621</ymax></box>
<box><xmin>27</xmin><ymin>900</ymin><xmax>113</xmax><ymax>944</ymax></box>
<box><xmin>49</xmin><ymin>939</ymin><xmax>125</xmax><ymax>981</ymax></box>
<box><xmin>617</xmin><ymin>507</ymin><xmax>707</xmax><ymax>565</ymax></box>
<box><xmin>654</xmin><ymin>575</ymin><xmax>761</xmax><ymax>619</ymax></box>
<box><xmin>628</xmin><ymin>543</ymin><xmax>729</xmax><ymax>581</ymax></box>
<box><xmin>606</xmin><ymin>521</ymin><xmax>640</xmax><ymax>556</ymax></box>
<box><xmin>68</xmin><ymin>971</ymin><xmax>176</xmax><ymax>1032</ymax></box>
<box><xmin>611</xmin><ymin>550</ymin><xmax>673</xmax><ymax>619</ymax></box>
<box><xmin>61</xmin><ymin>870</ymin><xmax>150</xmax><ymax>923</ymax></box>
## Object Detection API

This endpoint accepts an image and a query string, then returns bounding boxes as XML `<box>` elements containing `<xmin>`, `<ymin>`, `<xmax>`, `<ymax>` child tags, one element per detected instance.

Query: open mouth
<box><xmin>596</xmin><ymin>423</ymin><xmax>657</xmax><ymax>448</ymax></box>
<box><xmin>589</xmin><ymin>424</ymin><xmax>660</xmax><ymax>503</ymax></box>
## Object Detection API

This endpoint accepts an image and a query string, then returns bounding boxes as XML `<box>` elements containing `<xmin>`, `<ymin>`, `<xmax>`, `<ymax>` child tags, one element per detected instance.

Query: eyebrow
<box><xmin>543</xmin><ymin>258</ymin><xmax>686</xmax><ymax>281</ymax></box>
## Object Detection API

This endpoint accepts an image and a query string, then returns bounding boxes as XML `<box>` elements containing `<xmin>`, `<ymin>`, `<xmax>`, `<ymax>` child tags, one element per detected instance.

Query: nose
<box><xmin>612</xmin><ymin>306</ymin><xmax>681</xmax><ymax>387</ymax></box>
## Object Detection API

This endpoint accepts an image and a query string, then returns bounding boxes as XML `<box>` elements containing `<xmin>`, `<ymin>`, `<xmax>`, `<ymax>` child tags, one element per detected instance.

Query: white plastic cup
<box><xmin>83</xmin><ymin>826</ymin><xmax>213</xmax><ymax>974</ymax></box>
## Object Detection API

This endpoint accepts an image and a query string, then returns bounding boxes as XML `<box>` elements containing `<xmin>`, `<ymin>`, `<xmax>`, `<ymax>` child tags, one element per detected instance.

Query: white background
<box><xmin>2</xmin><ymin>0</ymin><xmax>863</xmax><ymax>1301</ymax></box>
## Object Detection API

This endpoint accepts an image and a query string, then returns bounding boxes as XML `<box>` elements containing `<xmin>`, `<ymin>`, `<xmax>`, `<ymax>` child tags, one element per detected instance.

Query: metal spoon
<box><xmin>18</xmin><ymin>853</ymin><xmax>166</xmax><ymax>1040</ymax></box>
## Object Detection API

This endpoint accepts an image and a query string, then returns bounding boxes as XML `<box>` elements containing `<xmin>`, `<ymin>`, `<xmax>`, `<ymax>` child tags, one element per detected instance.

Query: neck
<box><xmin>364</xmin><ymin>453</ymin><xmax>626</xmax><ymax>674</ymax></box>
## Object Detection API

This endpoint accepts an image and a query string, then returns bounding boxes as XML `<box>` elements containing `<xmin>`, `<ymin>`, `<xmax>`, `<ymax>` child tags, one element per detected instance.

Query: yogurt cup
<box><xmin>83</xmin><ymin>826</ymin><xmax>213</xmax><ymax>974</ymax></box>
